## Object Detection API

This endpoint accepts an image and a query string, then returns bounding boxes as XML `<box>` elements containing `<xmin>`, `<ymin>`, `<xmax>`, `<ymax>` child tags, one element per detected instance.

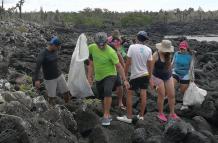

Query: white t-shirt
<box><xmin>127</xmin><ymin>44</ymin><xmax>152</xmax><ymax>80</ymax></box>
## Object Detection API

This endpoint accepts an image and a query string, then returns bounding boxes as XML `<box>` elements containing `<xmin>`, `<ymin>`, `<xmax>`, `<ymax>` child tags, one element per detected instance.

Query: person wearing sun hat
<box><xmin>150</xmin><ymin>40</ymin><xmax>179</xmax><ymax>122</ymax></box>
<box><xmin>172</xmin><ymin>40</ymin><xmax>193</xmax><ymax>104</ymax></box>
<box><xmin>107</xmin><ymin>30</ymin><xmax>126</xmax><ymax>110</ymax></box>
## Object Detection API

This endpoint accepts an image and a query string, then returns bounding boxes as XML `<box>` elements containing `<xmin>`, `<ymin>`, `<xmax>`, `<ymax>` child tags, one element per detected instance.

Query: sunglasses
<box><xmin>97</xmin><ymin>42</ymin><xmax>107</xmax><ymax>47</ymax></box>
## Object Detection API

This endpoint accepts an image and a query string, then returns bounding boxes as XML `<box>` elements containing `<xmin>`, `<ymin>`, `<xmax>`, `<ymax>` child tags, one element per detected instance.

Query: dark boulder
<box><xmin>164</xmin><ymin>120</ymin><xmax>193</xmax><ymax>142</ymax></box>
<box><xmin>132</xmin><ymin>128</ymin><xmax>146</xmax><ymax>143</ymax></box>
<box><xmin>184</xmin><ymin>131</ymin><xmax>210</xmax><ymax>143</ymax></box>
<box><xmin>75</xmin><ymin>109</ymin><xmax>100</xmax><ymax>137</ymax></box>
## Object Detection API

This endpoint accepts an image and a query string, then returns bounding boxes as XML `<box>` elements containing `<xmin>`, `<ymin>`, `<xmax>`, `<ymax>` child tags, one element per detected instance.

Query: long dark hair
<box><xmin>164</xmin><ymin>52</ymin><xmax>172</xmax><ymax>70</ymax></box>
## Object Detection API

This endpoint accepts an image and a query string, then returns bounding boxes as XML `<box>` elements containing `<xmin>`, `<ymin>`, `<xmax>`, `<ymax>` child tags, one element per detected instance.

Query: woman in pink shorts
<box><xmin>150</xmin><ymin>40</ymin><xmax>179</xmax><ymax>122</ymax></box>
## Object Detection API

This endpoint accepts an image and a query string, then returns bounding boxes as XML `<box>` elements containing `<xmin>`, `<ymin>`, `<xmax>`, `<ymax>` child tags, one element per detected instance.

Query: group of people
<box><xmin>33</xmin><ymin>30</ymin><xmax>194</xmax><ymax>126</ymax></box>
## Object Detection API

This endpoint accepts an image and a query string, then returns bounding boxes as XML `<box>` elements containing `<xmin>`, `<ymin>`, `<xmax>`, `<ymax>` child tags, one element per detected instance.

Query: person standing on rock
<box><xmin>117</xmin><ymin>31</ymin><xmax>153</xmax><ymax>123</ymax></box>
<box><xmin>33</xmin><ymin>37</ymin><xmax>70</xmax><ymax>105</ymax></box>
<box><xmin>150</xmin><ymin>40</ymin><xmax>179</xmax><ymax>122</ymax></box>
<box><xmin>172</xmin><ymin>40</ymin><xmax>194</xmax><ymax>110</ymax></box>
<box><xmin>87</xmin><ymin>32</ymin><xmax>130</xmax><ymax>126</ymax></box>
<box><xmin>107</xmin><ymin>30</ymin><xmax>126</xmax><ymax>110</ymax></box>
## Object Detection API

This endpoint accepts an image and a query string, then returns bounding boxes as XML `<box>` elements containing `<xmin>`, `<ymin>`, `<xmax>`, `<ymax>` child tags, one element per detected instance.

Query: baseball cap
<box><xmin>50</xmin><ymin>36</ymin><xmax>61</xmax><ymax>46</ymax></box>
<box><xmin>137</xmin><ymin>31</ymin><xmax>149</xmax><ymax>42</ymax></box>
<box><xmin>94</xmin><ymin>32</ymin><xmax>107</xmax><ymax>46</ymax></box>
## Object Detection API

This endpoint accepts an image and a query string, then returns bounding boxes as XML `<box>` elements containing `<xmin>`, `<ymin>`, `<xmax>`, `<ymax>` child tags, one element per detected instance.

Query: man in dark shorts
<box><xmin>117</xmin><ymin>31</ymin><xmax>152</xmax><ymax>123</ymax></box>
<box><xmin>87</xmin><ymin>32</ymin><xmax>129</xmax><ymax>126</ymax></box>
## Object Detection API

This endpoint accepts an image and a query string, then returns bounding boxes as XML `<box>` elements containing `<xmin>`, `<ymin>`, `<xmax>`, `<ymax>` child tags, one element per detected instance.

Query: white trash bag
<box><xmin>183</xmin><ymin>82</ymin><xmax>207</xmax><ymax>106</ymax></box>
<box><xmin>67</xmin><ymin>33</ymin><xmax>93</xmax><ymax>98</ymax></box>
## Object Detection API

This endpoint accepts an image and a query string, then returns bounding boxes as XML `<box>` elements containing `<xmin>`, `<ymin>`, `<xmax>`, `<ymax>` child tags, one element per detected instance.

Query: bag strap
<box><xmin>189</xmin><ymin>51</ymin><xmax>196</xmax><ymax>81</ymax></box>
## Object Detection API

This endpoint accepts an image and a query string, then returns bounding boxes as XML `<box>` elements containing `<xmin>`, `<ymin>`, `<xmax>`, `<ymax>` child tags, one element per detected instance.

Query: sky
<box><xmin>3</xmin><ymin>0</ymin><xmax>218</xmax><ymax>12</ymax></box>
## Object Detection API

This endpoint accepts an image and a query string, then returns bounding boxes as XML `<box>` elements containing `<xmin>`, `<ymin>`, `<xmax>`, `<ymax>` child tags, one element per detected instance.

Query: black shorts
<box><xmin>96</xmin><ymin>76</ymin><xmax>116</xmax><ymax>99</ymax></box>
<box><xmin>112</xmin><ymin>74</ymin><xmax>122</xmax><ymax>91</ymax></box>
<box><xmin>129</xmin><ymin>76</ymin><xmax>149</xmax><ymax>91</ymax></box>
<box><xmin>173</xmin><ymin>74</ymin><xmax>190</xmax><ymax>84</ymax></box>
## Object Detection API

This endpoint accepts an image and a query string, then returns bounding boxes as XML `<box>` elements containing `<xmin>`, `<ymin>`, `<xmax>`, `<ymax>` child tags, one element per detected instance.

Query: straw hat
<box><xmin>156</xmin><ymin>40</ymin><xmax>174</xmax><ymax>53</ymax></box>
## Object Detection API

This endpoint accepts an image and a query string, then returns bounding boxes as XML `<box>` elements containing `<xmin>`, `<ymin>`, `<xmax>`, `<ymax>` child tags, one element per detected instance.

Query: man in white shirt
<box><xmin>117</xmin><ymin>31</ymin><xmax>152</xmax><ymax>123</ymax></box>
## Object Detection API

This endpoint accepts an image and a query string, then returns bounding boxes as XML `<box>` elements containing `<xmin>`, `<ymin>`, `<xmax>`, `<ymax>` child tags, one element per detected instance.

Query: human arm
<box><xmin>87</xmin><ymin>59</ymin><xmax>94</xmax><ymax>86</ymax></box>
<box><xmin>147</xmin><ymin>49</ymin><xmax>153</xmax><ymax>79</ymax></box>
<box><xmin>189</xmin><ymin>55</ymin><xmax>195</xmax><ymax>82</ymax></box>
<box><xmin>117</xmin><ymin>51</ymin><xmax>125</xmax><ymax>68</ymax></box>
<box><xmin>116</xmin><ymin>63</ymin><xmax>130</xmax><ymax>89</ymax></box>
<box><xmin>110</xmin><ymin>48</ymin><xmax>130</xmax><ymax>89</ymax></box>
<box><xmin>125</xmin><ymin>57</ymin><xmax>131</xmax><ymax>77</ymax></box>
<box><xmin>149</xmin><ymin>52</ymin><xmax>158</xmax><ymax>90</ymax></box>
<box><xmin>33</xmin><ymin>51</ymin><xmax>44</xmax><ymax>89</ymax></box>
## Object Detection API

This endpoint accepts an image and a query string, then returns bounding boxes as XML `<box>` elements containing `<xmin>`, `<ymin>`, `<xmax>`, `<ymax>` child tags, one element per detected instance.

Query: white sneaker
<box><xmin>137</xmin><ymin>115</ymin><xmax>144</xmax><ymax>120</ymax></box>
<box><xmin>180</xmin><ymin>105</ymin><xmax>189</xmax><ymax>110</ymax></box>
<box><xmin>117</xmin><ymin>115</ymin><xmax>132</xmax><ymax>123</ymax></box>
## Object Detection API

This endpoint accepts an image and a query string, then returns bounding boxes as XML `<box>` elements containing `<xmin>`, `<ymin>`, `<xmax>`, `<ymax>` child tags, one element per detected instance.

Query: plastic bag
<box><xmin>67</xmin><ymin>34</ymin><xmax>93</xmax><ymax>98</ymax></box>
<box><xmin>183</xmin><ymin>82</ymin><xmax>207</xmax><ymax>106</ymax></box>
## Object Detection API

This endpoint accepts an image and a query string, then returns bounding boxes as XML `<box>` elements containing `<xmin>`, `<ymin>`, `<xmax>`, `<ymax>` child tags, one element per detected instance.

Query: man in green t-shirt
<box><xmin>88</xmin><ymin>32</ymin><xmax>130</xmax><ymax>126</ymax></box>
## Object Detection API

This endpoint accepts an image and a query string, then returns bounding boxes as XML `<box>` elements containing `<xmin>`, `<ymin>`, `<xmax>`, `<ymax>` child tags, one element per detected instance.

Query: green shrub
<box><xmin>83</xmin><ymin>98</ymin><xmax>101</xmax><ymax>105</ymax></box>
<box><xmin>121</xmin><ymin>13</ymin><xmax>152</xmax><ymax>27</ymax></box>
<box><xmin>19</xmin><ymin>75</ymin><xmax>36</xmax><ymax>97</ymax></box>
<box><xmin>16</xmin><ymin>26</ymin><xmax>28</xmax><ymax>33</ymax></box>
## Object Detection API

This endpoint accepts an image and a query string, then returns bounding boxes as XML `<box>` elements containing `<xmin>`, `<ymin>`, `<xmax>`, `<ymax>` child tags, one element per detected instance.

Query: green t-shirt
<box><xmin>89</xmin><ymin>43</ymin><xmax>119</xmax><ymax>81</ymax></box>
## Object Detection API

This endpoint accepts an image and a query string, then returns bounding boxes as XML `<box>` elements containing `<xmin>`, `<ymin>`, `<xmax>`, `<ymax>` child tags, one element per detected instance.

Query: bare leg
<box><xmin>48</xmin><ymin>97</ymin><xmax>55</xmax><ymax>106</ymax></box>
<box><xmin>127</xmin><ymin>90</ymin><xmax>133</xmax><ymax>119</ymax></box>
<box><xmin>103</xmin><ymin>96</ymin><xmax>112</xmax><ymax>118</ymax></box>
<box><xmin>139</xmin><ymin>89</ymin><xmax>147</xmax><ymax>117</ymax></box>
<box><xmin>116</xmin><ymin>86</ymin><xmax>124</xmax><ymax>107</ymax></box>
<box><xmin>173</xmin><ymin>78</ymin><xmax>178</xmax><ymax>87</ymax></box>
<box><xmin>63</xmin><ymin>91</ymin><xmax>70</xmax><ymax>103</ymax></box>
<box><xmin>165</xmin><ymin>77</ymin><xmax>176</xmax><ymax>114</ymax></box>
<box><xmin>180</xmin><ymin>84</ymin><xmax>189</xmax><ymax>94</ymax></box>
<box><xmin>157</xmin><ymin>82</ymin><xmax>166</xmax><ymax>114</ymax></box>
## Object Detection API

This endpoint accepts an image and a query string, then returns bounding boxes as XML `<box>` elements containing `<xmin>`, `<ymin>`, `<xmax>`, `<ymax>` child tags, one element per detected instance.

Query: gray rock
<box><xmin>164</xmin><ymin>120</ymin><xmax>190</xmax><ymax>142</ymax></box>
<box><xmin>32</xmin><ymin>96</ymin><xmax>49</xmax><ymax>112</ymax></box>
<box><xmin>136</xmin><ymin>112</ymin><xmax>163</xmax><ymax>138</ymax></box>
<box><xmin>75</xmin><ymin>109</ymin><xmax>100</xmax><ymax>137</ymax></box>
<box><xmin>89</xmin><ymin>121</ymin><xmax>134</xmax><ymax>143</ymax></box>
<box><xmin>132</xmin><ymin>128</ymin><xmax>146</xmax><ymax>143</ymax></box>
<box><xmin>89</xmin><ymin>125</ymin><xmax>109</xmax><ymax>143</ymax></box>
<box><xmin>184</xmin><ymin>131</ymin><xmax>210</xmax><ymax>143</ymax></box>
<box><xmin>192</xmin><ymin>116</ymin><xmax>212</xmax><ymax>132</ymax></box>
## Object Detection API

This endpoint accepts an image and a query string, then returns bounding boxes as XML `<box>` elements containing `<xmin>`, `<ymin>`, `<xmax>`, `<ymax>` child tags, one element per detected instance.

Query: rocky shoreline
<box><xmin>0</xmin><ymin>19</ymin><xmax>218</xmax><ymax>143</ymax></box>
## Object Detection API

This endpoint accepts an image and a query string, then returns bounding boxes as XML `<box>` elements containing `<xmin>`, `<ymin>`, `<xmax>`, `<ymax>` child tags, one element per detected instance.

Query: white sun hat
<box><xmin>156</xmin><ymin>40</ymin><xmax>174</xmax><ymax>53</ymax></box>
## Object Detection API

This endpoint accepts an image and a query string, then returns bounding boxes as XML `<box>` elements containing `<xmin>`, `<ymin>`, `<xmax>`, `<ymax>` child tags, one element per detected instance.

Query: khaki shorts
<box><xmin>44</xmin><ymin>74</ymin><xmax>69</xmax><ymax>97</ymax></box>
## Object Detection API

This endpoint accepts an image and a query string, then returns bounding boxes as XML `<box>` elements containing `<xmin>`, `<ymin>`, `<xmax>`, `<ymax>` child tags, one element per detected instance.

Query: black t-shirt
<box><xmin>33</xmin><ymin>48</ymin><xmax>61</xmax><ymax>81</ymax></box>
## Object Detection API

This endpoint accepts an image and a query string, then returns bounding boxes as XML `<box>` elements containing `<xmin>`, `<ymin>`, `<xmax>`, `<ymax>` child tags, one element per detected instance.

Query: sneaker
<box><xmin>109</xmin><ymin>115</ymin><xmax>113</xmax><ymax>122</ymax></box>
<box><xmin>180</xmin><ymin>105</ymin><xmax>189</xmax><ymax>110</ymax></box>
<box><xmin>117</xmin><ymin>115</ymin><xmax>132</xmax><ymax>123</ymax></box>
<box><xmin>101</xmin><ymin>117</ymin><xmax>111</xmax><ymax>126</ymax></box>
<box><xmin>137</xmin><ymin>115</ymin><xmax>144</xmax><ymax>120</ymax></box>
<box><xmin>169</xmin><ymin>113</ymin><xmax>180</xmax><ymax>120</ymax></box>
<box><xmin>157</xmin><ymin>113</ymin><xmax>168</xmax><ymax>122</ymax></box>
